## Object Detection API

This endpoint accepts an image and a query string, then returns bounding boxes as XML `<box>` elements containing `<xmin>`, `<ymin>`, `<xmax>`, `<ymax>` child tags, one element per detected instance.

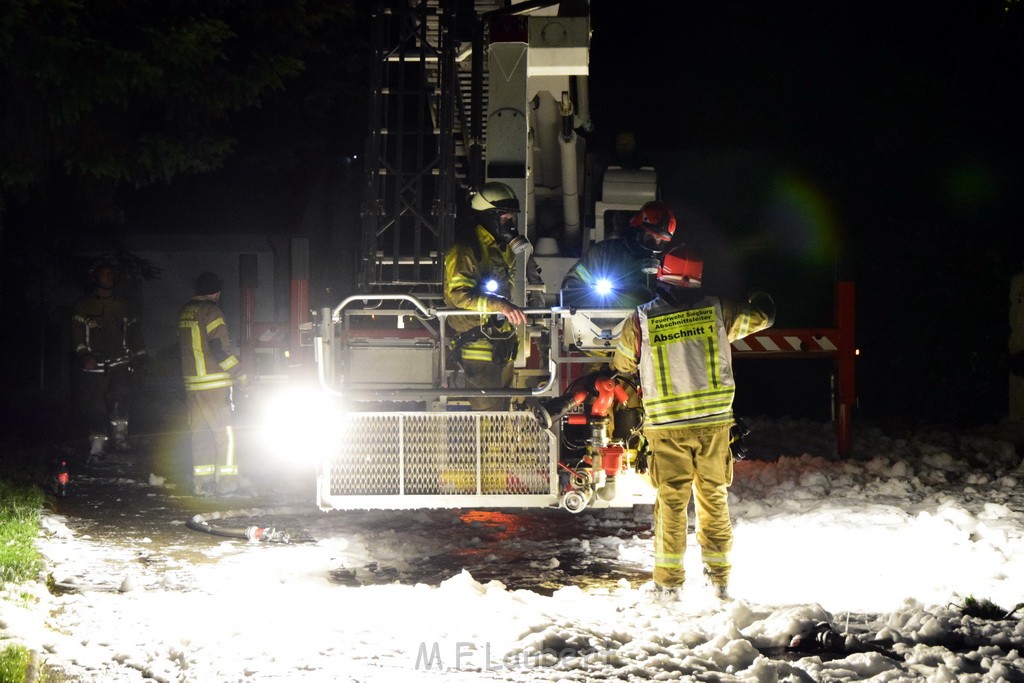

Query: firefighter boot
<box><xmin>111</xmin><ymin>419</ymin><xmax>129</xmax><ymax>452</ymax></box>
<box><xmin>193</xmin><ymin>477</ymin><xmax>216</xmax><ymax>497</ymax></box>
<box><xmin>88</xmin><ymin>434</ymin><xmax>109</xmax><ymax>462</ymax></box>
<box><xmin>215</xmin><ymin>476</ymin><xmax>256</xmax><ymax>498</ymax></box>
<box><xmin>704</xmin><ymin>566</ymin><xmax>730</xmax><ymax>600</ymax></box>
<box><xmin>644</xmin><ymin>582</ymin><xmax>683</xmax><ymax>604</ymax></box>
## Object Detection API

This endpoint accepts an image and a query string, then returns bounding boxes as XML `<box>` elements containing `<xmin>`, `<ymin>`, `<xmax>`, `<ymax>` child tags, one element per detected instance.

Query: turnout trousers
<box><xmin>77</xmin><ymin>365</ymin><xmax>132</xmax><ymax>441</ymax></box>
<box><xmin>456</xmin><ymin>353</ymin><xmax>514</xmax><ymax>411</ymax></box>
<box><xmin>185</xmin><ymin>387</ymin><xmax>238</xmax><ymax>492</ymax></box>
<box><xmin>647</xmin><ymin>423</ymin><xmax>734</xmax><ymax>588</ymax></box>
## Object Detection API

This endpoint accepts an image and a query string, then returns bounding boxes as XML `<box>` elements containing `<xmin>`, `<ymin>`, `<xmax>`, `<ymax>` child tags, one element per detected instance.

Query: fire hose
<box><xmin>185</xmin><ymin>506</ymin><xmax>314</xmax><ymax>543</ymax></box>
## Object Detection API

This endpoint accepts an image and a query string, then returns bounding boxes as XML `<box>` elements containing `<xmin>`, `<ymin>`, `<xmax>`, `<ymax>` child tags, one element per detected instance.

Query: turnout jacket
<box><xmin>177</xmin><ymin>298</ymin><xmax>241</xmax><ymax>391</ymax></box>
<box><xmin>443</xmin><ymin>225</ymin><xmax>520</xmax><ymax>336</ymax></box>
<box><xmin>72</xmin><ymin>292</ymin><xmax>146</xmax><ymax>365</ymax></box>
<box><xmin>560</xmin><ymin>238</ymin><xmax>655</xmax><ymax>309</ymax></box>
<box><xmin>612</xmin><ymin>290</ymin><xmax>772</xmax><ymax>429</ymax></box>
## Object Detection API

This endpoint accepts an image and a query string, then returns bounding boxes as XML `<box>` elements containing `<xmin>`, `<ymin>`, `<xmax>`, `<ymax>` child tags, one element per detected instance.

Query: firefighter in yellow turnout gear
<box><xmin>177</xmin><ymin>272</ymin><xmax>248</xmax><ymax>496</ymax></box>
<box><xmin>612</xmin><ymin>246</ymin><xmax>774</xmax><ymax>600</ymax></box>
<box><xmin>71</xmin><ymin>261</ymin><xmax>147</xmax><ymax>457</ymax></box>
<box><xmin>444</xmin><ymin>182</ymin><xmax>543</xmax><ymax>410</ymax></box>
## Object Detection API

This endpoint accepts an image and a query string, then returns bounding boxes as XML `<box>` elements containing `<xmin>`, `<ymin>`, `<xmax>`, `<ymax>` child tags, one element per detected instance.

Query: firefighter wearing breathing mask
<box><xmin>561</xmin><ymin>200</ymin><xmax>677</xmax><ymax>309</ymax></box>
<box><xmin>559</xmin><ymin>202</ymin><xmax>678</xmax><ymax>446</ymax></box>
<box><xmin>612</xmin><ymin>245</ymin><xmax>774</xmax><ymax>602</ymax></box>
<box><xmin>444</xmin><ymin>182</ymin><xmax>544</xmax><ymax>410</ymax></box>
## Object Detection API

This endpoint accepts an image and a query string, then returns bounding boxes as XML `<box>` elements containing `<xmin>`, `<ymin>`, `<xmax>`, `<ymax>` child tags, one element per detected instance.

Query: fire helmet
<box><xmin>657</xmin><ymin>245</ymin><xmax>703</xmax><ymax>288</ymax></box>
<box><xmin>194</xmin><ymin>271</ymin><xmax>223</xmax><ymax>296</ymax></box>
<box><xmin>88</xmin><ymin>259</ymin><xmax>116</xmax><ymax>280</ymax></box>
<box><xmin>629</xmin><ymin>200</ymin><xmax>676</xmax><ymax>242</ymax></box>
<box><xmin>470</xmin><ymin>182</ymin><xmax>520</xmax><ymax>214</ymax></box>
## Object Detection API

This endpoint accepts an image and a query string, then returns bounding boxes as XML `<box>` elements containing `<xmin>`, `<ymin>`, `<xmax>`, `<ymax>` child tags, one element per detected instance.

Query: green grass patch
<box><xmin>0</xmin><ymin>479</ymin><xmax>44</xmax><ymax>584</ymax></box>
<box><xmin>0</xmin><ymin>642</ymin><xmax>35</xmax><ymax>683</ymax></box>
<box><xmin>0</xmin><ymin>432</ymin><xmax>52</xmax><ymax>683</ymax></box>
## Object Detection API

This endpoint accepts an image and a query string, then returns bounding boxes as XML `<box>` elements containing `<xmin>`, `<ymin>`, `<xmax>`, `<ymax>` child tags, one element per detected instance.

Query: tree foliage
<box><xmin>0</xmin><ymin>0</ymin><xmax>361</xmax><ymax>192</ymax></box>
<box><xmin>0</xmin><ymin>0</ymin><xmax>366</xmax><ymax>390</ymax></box>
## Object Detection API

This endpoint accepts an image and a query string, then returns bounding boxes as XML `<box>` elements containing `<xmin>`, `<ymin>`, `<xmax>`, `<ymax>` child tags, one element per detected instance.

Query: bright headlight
<box><xmin>594</xmin><ymin>278</ymin><xmax>613</xmax><ymax>296</ymax></box>
<box><xmin>484</xmin><ymin>278</ymin><xmax>499</xmax><ymax>293</ymax></box>
<box><xmin>259</xmin><ymin>386</ymin><xmax>343</xmax><ymax>465</ymax></box>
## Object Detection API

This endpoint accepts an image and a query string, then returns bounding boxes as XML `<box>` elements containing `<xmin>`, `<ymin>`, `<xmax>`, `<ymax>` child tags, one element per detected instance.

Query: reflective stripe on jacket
<box><xmin>71</xmin><ymin>293</ymin><xmax>146</xmax><ymax>362</ymax></box>
<box><xmin>638</xmin><ymin>296</ymin><xmax>736</xmax><ymax>428</ymax></box>
<box><xmin>178</xmin><ymin>299</ymin><xmax>239</xmax><ymax>391</ymax></box>
<box><xmin>443</xmin><ymin>225</ymin><xmax>517</xmax><ymax>335</ymax></box>
<box><xmin>613</xmin><ymin>292</ymin><xmax>772</xmax><ymax>430</ymax></box>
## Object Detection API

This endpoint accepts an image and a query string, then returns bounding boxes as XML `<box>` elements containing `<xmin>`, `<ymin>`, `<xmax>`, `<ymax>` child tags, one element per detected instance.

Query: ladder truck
<box><xmin>262</xmin><ymin>0</ymin><xmax>855</xmax><ymax>513</ymax></box>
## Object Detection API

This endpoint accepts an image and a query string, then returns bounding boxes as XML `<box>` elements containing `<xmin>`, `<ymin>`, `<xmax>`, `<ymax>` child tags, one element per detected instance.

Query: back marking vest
<box><xmin>637</xmin><ymin>296</ymin><xmax>735</xmax><ymax>428</ymax></box>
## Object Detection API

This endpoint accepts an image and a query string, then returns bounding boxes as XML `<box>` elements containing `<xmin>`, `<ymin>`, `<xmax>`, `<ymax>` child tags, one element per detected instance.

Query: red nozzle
<box><xmin>590</xmin><ymin>377</ymin><xmax>627</xmax><ymax>416</ymax></box>
<box><xmin>600</xmin><ymin>446</ymin><xmax>624</xmax><ymax>476</ymax></box>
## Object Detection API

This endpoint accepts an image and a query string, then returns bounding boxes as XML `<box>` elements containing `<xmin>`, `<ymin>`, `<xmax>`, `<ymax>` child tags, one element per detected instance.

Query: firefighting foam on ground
<box><xmin>4</xmin><ymin>417</ymin><xmax>1024</xmax><ymax>681</ymax></box>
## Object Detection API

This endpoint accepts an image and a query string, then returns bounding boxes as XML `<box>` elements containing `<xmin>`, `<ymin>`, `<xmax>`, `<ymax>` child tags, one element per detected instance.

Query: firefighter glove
<box><xmin>730</xmin><ymin>418</ymin><xmax>751</xmax><ymax>460</ymax></box>
<box><xmin>747</xmin><ymin>289</ymin><xmax>776</xmax><ymax>327</ymax></box>
<box><xmin>634</xmin><ymin>450</ymin><xmax>648</xmax><ymax>474</ymax></box>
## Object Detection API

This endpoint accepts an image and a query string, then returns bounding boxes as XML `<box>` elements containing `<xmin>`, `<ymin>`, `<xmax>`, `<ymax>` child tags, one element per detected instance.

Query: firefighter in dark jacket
<box><xmin>443</xmin><ymin>182</ymin><xmax>543</xmax><ymax>409</ymax></box>
<box><xmin>559</xmin><ymin>202</ymin><xmax>678</xmax><ymax>444</ymax></box>
<box><xmin>177</xmin><ymin>272</ymin><xmax>247</xmax><ymax>496</ymax></box>
<box><xmin>561</xmin><ymin>200</ymin><xmax>677</xmax><ymax>309</ymax></box>
<box><xmin>612</xmin><ymin>245</ymin><xmax>774</xmax><ymax>601</ymax></box>
<box><xmin>71</xmin><ymin>261</ymin><xmax>147</xmax><ymax>457</ymax></box>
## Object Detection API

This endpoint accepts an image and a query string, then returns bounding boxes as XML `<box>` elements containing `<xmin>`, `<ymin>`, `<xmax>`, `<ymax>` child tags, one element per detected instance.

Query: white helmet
<box><xmin>470</xmin><ymin>182</ymin><xmax>520</xmax><ymax>213</ymax></box>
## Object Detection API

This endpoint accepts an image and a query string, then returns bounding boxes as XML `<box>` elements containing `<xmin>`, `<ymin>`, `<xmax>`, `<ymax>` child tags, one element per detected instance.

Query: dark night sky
<box><xmin>586</xmin><ymin>2</ymin><xmax>1024</xmax><ymax>425</ymax></box>
<box><xmin>127</xmin><ymin>1</ymin><xmax>1023</xmax><ymax>426</ymax></box>
<box><xmin>588</xmin><ymin>1</ymin><xmax>1023</xmax><ymax>239</ymax></box>
<box><xmin>590</xmin><ymin>3</ymin><xmax>1021</xmax><ymax>151</ymax></box>
<box><xmin>7</xmin><ymin>1</ymin><xmax>1021</xmax><ymax>428</ymax></box>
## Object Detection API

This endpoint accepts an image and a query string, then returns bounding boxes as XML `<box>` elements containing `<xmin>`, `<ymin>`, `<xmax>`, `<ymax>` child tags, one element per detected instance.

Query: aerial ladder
<box><xmin>303</xmin><ymin>0</ymin><xmax>856</xmax><ymax>512</ymax></box>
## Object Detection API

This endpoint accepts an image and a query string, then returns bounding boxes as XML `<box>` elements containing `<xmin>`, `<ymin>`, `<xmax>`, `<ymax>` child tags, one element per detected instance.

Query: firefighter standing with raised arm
<box><xmin>444</xmin><ymin>182</ymin><xmax>543</xmax><ymax>410</ymax></box>
<box><xmin>612</xmin><ymin>245</ymin><xmax>774</xmax><ymax>602</ymax></box>
<box><xmin>71</xmin><ymin>261</ymin><xmax>147</xmax><ymax>458</ymax></box>
<box><xmin>561</xmin><ymin>200</ymin><xmax>677</xmax><ymax>308</ymax></box>
<box><xmin>177</xmin><ymin>272</ymin><xmax>248</xmax><ymax>496</ymax></box>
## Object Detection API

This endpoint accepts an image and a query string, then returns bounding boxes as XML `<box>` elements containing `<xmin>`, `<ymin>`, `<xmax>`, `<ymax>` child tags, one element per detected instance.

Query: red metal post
<box><xmin>290</xmin><ymin>238</ymin><xmax>311</xmax><ymax>372</ymax></box>
<box><xmin>239</xmin><ymin>254</ymin><xmax>258</xmax><ymax>345</ymax></box>
<box><xmin>238</xmin><ymin>254</ymin><xmax>259</xmax><ymax>379</ymax></box>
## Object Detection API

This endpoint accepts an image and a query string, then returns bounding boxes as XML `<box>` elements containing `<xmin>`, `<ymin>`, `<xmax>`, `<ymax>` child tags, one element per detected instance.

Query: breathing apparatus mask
<box><xmin>481</xmin><ymin>210</ymin><xmax>529</xmax><ymax>255</ymax></box>
<box><xmin>472</xmin><ymin>181</ymin><xmax>530</xmax><ymax>254</ymax></box>
<box><xmin>639</xmin><ymin>257</ymin><xmax>661</xmax><ymax>275</ymax></box>
<box><xmin>622</xmin><ymin>232</ymin><xmax>665</xmax><ymax>275</ymax></box>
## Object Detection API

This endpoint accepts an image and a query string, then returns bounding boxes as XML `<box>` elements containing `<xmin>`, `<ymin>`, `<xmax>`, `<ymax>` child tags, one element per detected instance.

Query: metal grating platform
<box><xmin>318</xmin><ymin>412</ymin><xmax>558</xmax><ymax>510</ymax></box>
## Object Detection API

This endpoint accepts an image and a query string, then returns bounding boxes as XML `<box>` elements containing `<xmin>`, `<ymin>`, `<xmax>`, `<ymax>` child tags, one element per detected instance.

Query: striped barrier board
<box><xmin>731</xmin><ymin>329</ymin><xmax>840</xmax><ymax>355</ymax></box>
